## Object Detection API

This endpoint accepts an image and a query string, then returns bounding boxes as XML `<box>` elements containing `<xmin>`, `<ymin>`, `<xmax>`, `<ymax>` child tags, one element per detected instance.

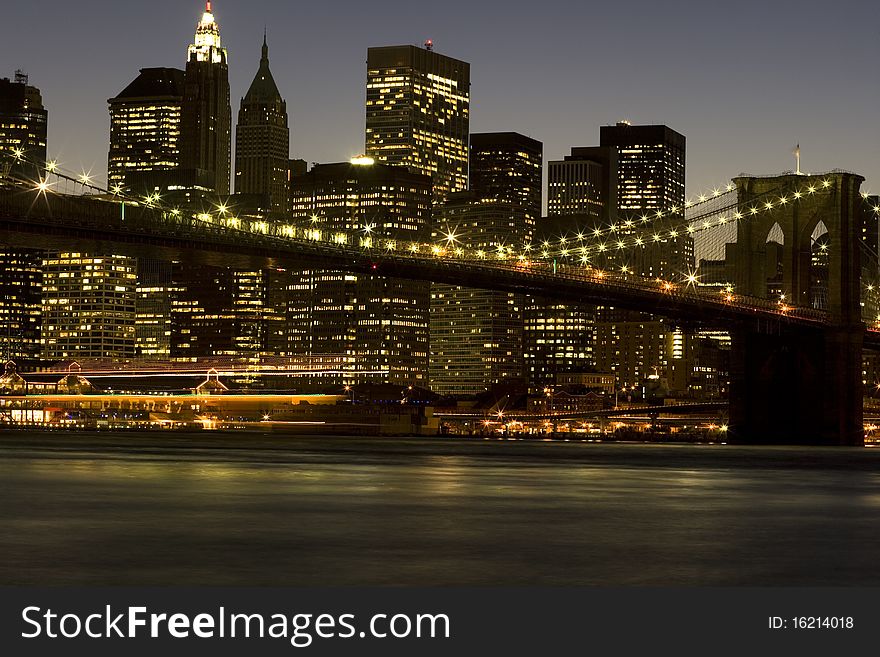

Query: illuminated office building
<box><xmin>430</xmin><ymin>192</ymin><xmax>530</xmax><ymax>395</ymax></box>
<box><xmin>41</xmin><ymin>254</ymin><xmax>137</xmax><ymax>360</ymax></box>
<box><xmin>289</xmin><ymin>159</ymin><xmax>432</xmax><ymax>385</ymax></box>
<box><xmin>234</xmin><ymin>35</ymin><xmax>290</xmax><ymax>214</ymax></box>
<box><xmin>181</xmin><ymin>0</ymin><xmax>231</xmax><ymax>195</ymax></box>
<box><xmin>428</xmin><ymin>133</ymin><xmax>541</xmax><ymax>395</ymax></box>
<box><xmin>366</xmin><ymin>44</ymin><xmax>469</xmax><ymax>203</ymax></box>
<box><xmin>135</xmin><ymin>259</ymin><xmax>176</xmax><ymax>359</ymax></box>
<box><xmin>0</xmin><ymin>71</ymin><xmax>47</xmax><ymax>183</ymax></box>
<box><xmin>0</xmin><ymin>72</ymin><xmax>47</xmax><ymax>364</ymax></box>
<box><xmin>108</xmin><ymin>70</ymin><xmax>186</xmax><ymax>359</ymax></box>
<box><xmin>169</xmin><ymin>264</ymin><xmax>286</xmax><ymax>358</ymax></box>
<box><xmin>594</xmin><ymin>123</ymin><xmax>691</xmax><ymax>393</ymax></box>
<box><xmin>0</xmin><ymin>251</ymin><xmax>42</xmax><ymax>364</ymax></box>
<box><xmin>107</xmin><ymin>68</ymin><xmax>185</xmax><ymax>190</ymax></box>
<box><xmin>599</xmin><ymin>122</ymin><xmax>690</xmax><ymax>278</ymax></box>
<box><xmin>547</xmin><ymin>146</ymin><xmax>616</xmax><ymax>223</ymax></box>
<box><xmin>525</xmin><ymin>145</ymin><xmax>611</xmax><ymax>391</ymax></box>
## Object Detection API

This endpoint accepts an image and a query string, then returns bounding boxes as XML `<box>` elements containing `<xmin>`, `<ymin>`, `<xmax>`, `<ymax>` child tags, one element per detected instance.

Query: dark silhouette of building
<box><xmin>181</xmin><ymin>1</ymin><xmax>231</xmax><ymax>195</ymax></box>
<box><xmin>234</xmin><ymin>34</ymin><xmax>289</xmax><ymax>214</ymax></box>
<box><xmin>547</xmin><ymin>146</ymin><xmax>617</xmax><ymax>224</ymax></box>
<box><xmin>288</xmin><ymin>159</ymin><xmax>432</xmax><ymax>385</ymax></box>
<box><xmin>0</xmin><ymin>71</ymin><xmax>47</xmax><ymax>364</ymax></box>
<box><xmin>107</xmin><ymin>68</ymin><xmax>185</xmax><ymax>191</ymax></box>
<box><xmin>470</xmin><ymin>132</ymin><xmax>543</xmax><ymax>229</ymax></box>
<box><xmin>366</xmin><ymin>44</ymin><xmax>469</xmax><ymax>203</ymax></box>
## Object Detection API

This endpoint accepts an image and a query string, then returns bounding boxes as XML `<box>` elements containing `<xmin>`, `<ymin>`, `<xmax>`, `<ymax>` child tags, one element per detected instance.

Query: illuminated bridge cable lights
<box><xmin>0</xmin><ymin>150</ymin><xmax>860</xmax><ymax>321</ymax></box>
<box><xmin>534</xmin><ymin>178</ymin><xmax>837</xmax><ymax>263</ymax></box>
<box><xmin>0</xmin><ymin>182</ymin><xmax>833</xmax><ymax>324</ymax></box>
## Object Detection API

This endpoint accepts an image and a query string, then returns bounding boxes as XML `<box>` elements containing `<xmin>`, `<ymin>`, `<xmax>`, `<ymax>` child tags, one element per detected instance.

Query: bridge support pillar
<box><xmin>729</xmin><ymin>326</ymin><xmax>863</xmax><ymax>445</ymax></box>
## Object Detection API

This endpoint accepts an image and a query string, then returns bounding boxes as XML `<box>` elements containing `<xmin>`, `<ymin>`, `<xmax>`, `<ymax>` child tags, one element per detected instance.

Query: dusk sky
<box><xmin>3</xmin><ymin>0</ymin><xmax>878</xmax><ymax>199</ymax></box>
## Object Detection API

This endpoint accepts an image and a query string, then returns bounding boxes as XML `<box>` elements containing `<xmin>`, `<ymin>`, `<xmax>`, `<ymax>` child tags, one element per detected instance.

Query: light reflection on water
<box><xmin>1</xmin><ymin>432</ymin><xmax>879</xmax><ymax>586</ymax></box>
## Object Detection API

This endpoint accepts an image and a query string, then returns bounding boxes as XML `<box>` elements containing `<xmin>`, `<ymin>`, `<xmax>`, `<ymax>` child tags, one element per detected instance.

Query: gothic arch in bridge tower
<box><xmin>765</xmin><ymin>222</ymin><xmax>785</xmax><ymax>245</ymax></box>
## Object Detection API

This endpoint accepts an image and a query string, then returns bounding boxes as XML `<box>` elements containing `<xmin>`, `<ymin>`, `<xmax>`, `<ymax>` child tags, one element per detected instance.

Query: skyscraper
<box><xmin>591</xmin><ymin>122</ymin><xmax>690</xmax><ymax>393</ymax></box>
<box><xmin>0</xmin><ymin>71</ymin><xmax>47</xmax><ymax>184</ymax></box>
<box><xmin>181</xmin><ymin>1</ymin><xmax>231</xmax><ymax>195</ymax></box>
<box><xmin>366</xmin><ymin>44</ymin><xmax>470</xmax><ymax>202</ymax></box>
<box><xmin>170</xmin><ymin>264</ymin><xmax>285</xmax><ymax>358</ymax></box>
<box><xmin>107</xmin><ymin>68</ymin><xmax>185</xmax><ymax>191</ymax></box>
<box><xmin>430</xmin><ymin>193</ymin><xmax>530</xmax><ymax>395</ymax></box>
<box><xmin>469</xmin><ymin>132</ymin><xmax>543</xmax><ymax>228</ymax></box>
<box><xmin>234</xmin><ymin>35</ymin><xmax>289</xmax><ymax>214</ymax></box>
<box><xmin>547</xmin><ymin>146</ymin><xmax>617</xmax><ymax>223</ymax></box>
<box><xmin>523</xmin><ymin>144</ymin><xmax>617</xmax><ymax>392</ymax></box>
<box><xmin>429</xmin><ymin>133</ymin><xmax>541</xmax><ymax>395</ymax></box>
<box><xmin>599</xmin><ymin>122</ymin><xmax>689</xmax><ymax>278</ymax></box>
<box><xmin>0</xmin><ymin>72</ymin><xmax>47</xmax><ymax>364</ymax></box>
<box><xmin>288</xmin><ymin>159</ymin><xmax>432</xmax><ymax>385</ymax></box>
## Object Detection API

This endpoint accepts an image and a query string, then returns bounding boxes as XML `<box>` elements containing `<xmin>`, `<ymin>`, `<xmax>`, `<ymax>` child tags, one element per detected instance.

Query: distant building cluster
<box><xmin>0</xmin><ymin>0</ymin><xmax>763</xmax><ymax>402</ymax></box>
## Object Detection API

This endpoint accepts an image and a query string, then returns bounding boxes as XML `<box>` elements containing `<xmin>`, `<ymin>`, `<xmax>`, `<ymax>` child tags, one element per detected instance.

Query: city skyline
<box><xmin>1</xmin><ymin>0</ymin><xmax>877</xmax><ymax>200</ymax></box>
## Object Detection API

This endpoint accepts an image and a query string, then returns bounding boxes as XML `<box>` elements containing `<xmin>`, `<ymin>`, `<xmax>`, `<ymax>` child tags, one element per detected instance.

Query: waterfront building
<box><xmin>590</xmin><ymin>123</ymin><xmax>691</xmax><ymax>394</ymax></box>
<box><xmin>366</xmin><ymin>43</ymin><xmax>469</xmax><ymax>203</ymax></box>
<box><xmin>428</xmin><ymin>133</ymin><xmax>541</xmax><ymax>395</ymax></box>
<box><xmin>288</xmin><ymin>159</ymin><xmax>432</xmax><ymax>385</ymax></box>
<box><xmin>168</xmin><ymin>264</ymin><xmax>286</xmax><ymax>359</ymax></box>
<box><xmin>41</xmin><ymin>254</ymin><xmax>137</xmax><ymax>360</ymax></box>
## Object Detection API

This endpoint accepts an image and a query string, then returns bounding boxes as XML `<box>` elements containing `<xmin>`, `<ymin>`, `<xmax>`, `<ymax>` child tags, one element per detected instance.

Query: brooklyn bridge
<box><xmin>1</xmin><ymin>153</ymin><xmax>878</xmax><ymax>445</ymax></box>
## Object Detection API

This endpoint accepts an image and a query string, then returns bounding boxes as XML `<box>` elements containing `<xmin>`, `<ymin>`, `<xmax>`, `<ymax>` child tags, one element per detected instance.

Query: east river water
<box><xmin>1</xmin><ymin>431</ymin><xmax>879</xmax><ymax>586</ymax></box>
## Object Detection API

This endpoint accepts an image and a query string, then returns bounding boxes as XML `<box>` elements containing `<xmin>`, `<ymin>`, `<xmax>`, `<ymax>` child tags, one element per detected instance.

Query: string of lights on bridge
<box><xmin>4</xmin><ymin>148</ymin><xmax>880</xmax><ymax>320</ymax></box>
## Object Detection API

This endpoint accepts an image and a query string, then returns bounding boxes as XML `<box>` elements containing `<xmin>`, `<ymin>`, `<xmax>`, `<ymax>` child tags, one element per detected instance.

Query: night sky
<box><xmin>2</xmin><ymin>0</ymin><xmax>877</xmax><ymax>199</ymax></box>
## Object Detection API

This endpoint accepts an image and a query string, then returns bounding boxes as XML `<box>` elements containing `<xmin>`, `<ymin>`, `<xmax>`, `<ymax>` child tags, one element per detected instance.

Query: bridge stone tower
<box><xmin>728</xmin><ymin>172</ymin><xmax>865</xmax><ymax>445</ymax></box>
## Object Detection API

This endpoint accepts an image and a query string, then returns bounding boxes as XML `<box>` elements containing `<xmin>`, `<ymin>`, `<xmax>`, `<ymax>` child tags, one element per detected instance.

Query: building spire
<box><xmin>262</xmin><ymin>28</ymin><xmax>268</xmax><ymax>61</ymax></box>
<box><xmin>190</xmin><ymin>0</ymin><xmax>225</xmax><ymax>63</ymax></box>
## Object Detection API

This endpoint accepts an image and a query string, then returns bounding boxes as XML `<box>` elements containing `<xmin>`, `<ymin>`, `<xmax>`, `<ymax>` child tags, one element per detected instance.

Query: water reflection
<box><xmin>1</xmin><ymin>432</ymin><xmax>879</xmax><ymax>586</ymax></box>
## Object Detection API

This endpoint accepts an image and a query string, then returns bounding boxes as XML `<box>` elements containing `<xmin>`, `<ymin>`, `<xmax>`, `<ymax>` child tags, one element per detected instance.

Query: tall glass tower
<box><xmin>366</xmin><ymin>44</ymin><xmax>470</xmax><ymax>203</ymax></box>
